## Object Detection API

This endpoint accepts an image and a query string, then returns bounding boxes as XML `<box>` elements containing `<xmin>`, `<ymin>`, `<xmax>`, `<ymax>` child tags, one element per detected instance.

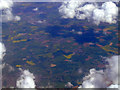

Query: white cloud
<box><xmin>105</xmin><ymin>55</ymin><xmax>119</xmax><ymax>85</ymax></box>
<box><xmin>76</xmin><ymin>4</ymin><xmax>97</xmax><ymax>20</ymax></box>
<box><xmin>37</xmin><ymin>20</ymin><xmax>46</xmax><ymax>23</ymax></box>
<box><xmin>78</xmin><ymin>69</ymin><xmax>107</xmax><ymax>88</ymax></box>
<box><xmin>14</xmin><ymin>16</ymin><xmax>21</xmax><ymax>21</ymax></box>
<box><xmin>78</xmin><ymin>55</ymin><xmax>119</xmax><ymax>88</ymax></box>
<box><xmin>59</xmin><ymin>1</ymin><xmax>118</xmax><ymax>25</ymax></box>
<box><xmin>0</xmin><ymin>63</ymin><xmax>5</xmax><ymax>70</ymax></box>
<box><xmin>93</xmin><ymin>1</ymin><xmax>118</xmax><ymax>25</ymax></box>
<box><xmin>65</xmin><ymin>82</ymin><xmax>73</xmax><ymax>88</ymax></box>
<box><xmin>0</xmin><ymin>0</ymin><xmax>21</xmax><ymax>22</ymax></box>
<box><xmin>108</xmin><ymin>84</ymin><xmax>119</xmax><ymax>88</ymax></box>
<box><xmin>0</xmin><ymin>42</ymin><xmax>6</xmax><ymax>61</ymax></box>
<box><xmin>0</xmin><ymin>0</ymin><xmax>13</xmax><ymax>10</ymax></box>
<box><xmin>33</xmin><ymin>8</ymin><xmax>38</xmax><ymax>11</ymax></box>
<box><xmin>5</xmin><ymin>63</ymin><xmax>15</xmax><ymax>72</ymax></box>
<box><xmin>0</xmin><ymin>42</ymin><xmax>6</xmax><ymax>89</ymax></box>
<box><xmin>16</xmin><ymin>69</ymin><xmax>36</xmax><ymax>88</ymax></box>
<box><xmin>59</xmin><ymin>0</ymin><xmax>84</xmax><ymax>19</ymax></box>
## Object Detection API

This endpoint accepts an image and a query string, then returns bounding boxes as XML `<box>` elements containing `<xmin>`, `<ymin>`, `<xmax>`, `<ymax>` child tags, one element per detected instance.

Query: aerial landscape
<box><xmin>0</xmin><ymin>0</ymin><xmax>119</xmax><ymax>89</ymax></box>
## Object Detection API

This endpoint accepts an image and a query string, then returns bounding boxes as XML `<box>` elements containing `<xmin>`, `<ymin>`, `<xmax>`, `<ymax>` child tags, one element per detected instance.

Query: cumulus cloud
<box><xmin>59</xmin><ymin>0</ymin><xmax>84</xmax><ymax>19</ymax></box>
<box><xmin>0</xmin><ymin>0</ymin><xmax>21</xmax><ymax>22</ymax></box>
<box><xmin>105</xmin><ymin>55</ymin><xmax>119</xmax><ymax>85</ymax></box>
<box><xmin>0</xmin><ymin>0</ymin><xmax>13</xmax><ymax>9</ymax></box>
<box><xmin>78</xmin><ymin>55</ymin><xmax>119</xmax><ymax>88</ymax></box>
<box><xmin>0</xmin><ymin>42</ymin><xmax>6</xmax><ymax>61</ymax></box>
<box><xmin>16</xmin><ymin>69</ymin><xmax>36</xmax><ymax>88</ymax></box>
<box><xmin>93</xmin><ymin>1</ymin><xmax>118</xmax><ymax>25</ymax></box>
<box><xmin>0</xmin><ymin>42</ymin><xmax>6</xmax><ymax>89</ymax></box>
<box><xmin>14</xmin><ymin>15</ymin><xmax>21</xmax><ymax>21</ymax></box>
<box><xmin>59</xmin><ymin>1</ymin><xmax>118</xmax><ymax>25</ymax></box>
<box><xmin>65</xmin><ymin>82</ymin><xmax>73</xmax><ymax>88</ymax></box>
<box><xmin>78</xmin><ymin>69</ymin><xmax>108</xmax><ymax>88</ymax></box>
<box><xmin>33</xmin><ymin>8</ymin><xmax>38</xmax><ymax>11</ymax></box>
<box><xmin>108</xmin><ymin>84</ymin><xmax>119</xmax><ymax>88</ymax></box>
